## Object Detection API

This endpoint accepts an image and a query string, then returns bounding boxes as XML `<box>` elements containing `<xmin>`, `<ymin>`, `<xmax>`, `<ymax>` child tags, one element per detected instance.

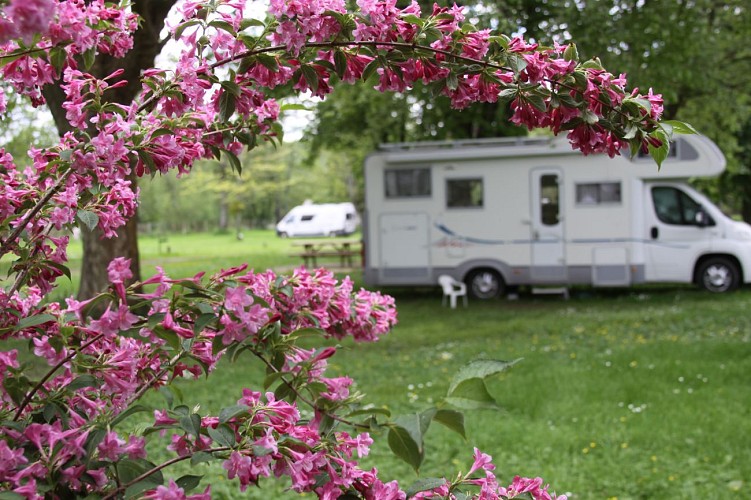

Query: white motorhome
<box><xmin>276</xmin><ymin>201</ymin><xmax>360</xmax><ymax>238</ymax></box>
<box><xmin>362</xmin><ymin>135</ymin><xmax>751</xmax><ymax>297</ymax></box>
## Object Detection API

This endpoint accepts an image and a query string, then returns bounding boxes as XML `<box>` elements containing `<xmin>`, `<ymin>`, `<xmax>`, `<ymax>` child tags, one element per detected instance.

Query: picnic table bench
<box><xmin>289</xmin><ymin>239</ymin><xmax>362</xmax><ymax>268</ymax></box>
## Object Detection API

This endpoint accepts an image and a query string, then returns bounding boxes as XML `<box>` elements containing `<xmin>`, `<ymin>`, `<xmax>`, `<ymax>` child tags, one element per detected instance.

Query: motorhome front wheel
<box><xmin>697</xmin><ymin>257</ymin><xmax>740</xmax><ymax>293</ymax></box>
<box><xmin>467</xmin><ymin>269</ymin><xmax>504</xmax><ymax>299</ymax></box>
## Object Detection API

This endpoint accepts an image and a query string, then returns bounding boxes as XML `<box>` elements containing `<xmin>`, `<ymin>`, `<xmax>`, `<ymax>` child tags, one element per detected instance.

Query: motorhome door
<box><xmin>530</xmin><ymin>168</ymin><xmax>567</xmax><ymax>281</ymax></box>
<box><xmin>644</xmin><ymin>184</ymin><xmax>715</xmax><ymax>281</ymax></box>
<box><xmin>378</xmin><ymin>212</ymin><xmax>431</xmax><ymax>282</ymax></box>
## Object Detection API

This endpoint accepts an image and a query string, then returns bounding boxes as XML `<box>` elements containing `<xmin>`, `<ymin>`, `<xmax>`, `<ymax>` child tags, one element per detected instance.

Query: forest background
<box><xmin>2</xmin><ymin>0</ymin><xmax>750</xmax><ymax>236</ymax></box>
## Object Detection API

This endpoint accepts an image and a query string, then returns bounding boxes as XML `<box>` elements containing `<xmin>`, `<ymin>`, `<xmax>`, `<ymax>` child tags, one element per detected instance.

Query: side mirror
<box><xmin>694</xmin><ymin>208</ymin><xmax>712</xmax><ymax>227</ymax></box>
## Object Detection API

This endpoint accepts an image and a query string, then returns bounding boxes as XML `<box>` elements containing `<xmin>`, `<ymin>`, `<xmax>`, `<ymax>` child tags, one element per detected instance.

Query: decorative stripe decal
<box><xmin>433</xmin><ymin>222</ymin><xmax>691</xmax><ymax>249</ymax></box>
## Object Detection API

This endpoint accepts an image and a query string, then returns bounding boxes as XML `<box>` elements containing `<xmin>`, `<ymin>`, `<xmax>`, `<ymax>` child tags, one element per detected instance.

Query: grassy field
<box><xmin>8</xmin><ymin>231</ymin><xmax>751</xmax><ymax>499</ymax></box>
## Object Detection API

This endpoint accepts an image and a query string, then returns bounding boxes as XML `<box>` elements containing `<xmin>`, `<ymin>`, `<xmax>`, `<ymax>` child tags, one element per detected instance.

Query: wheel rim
<box><xmin>703</xmin><ymin>264</ymin><xmax>732</xmax><ymax>292</ymax></box>
<box><xmin>471</xmin><ymin>272</ymin><xmax>500</xmax><ymax>299</ymax></box>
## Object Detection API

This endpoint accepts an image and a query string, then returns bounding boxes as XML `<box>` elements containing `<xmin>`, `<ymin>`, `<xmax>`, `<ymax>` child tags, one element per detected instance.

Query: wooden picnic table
<box><xmin>289</xmin><ymin>239</ymin><xmax>362</xmax><ymax>268</ymax></box>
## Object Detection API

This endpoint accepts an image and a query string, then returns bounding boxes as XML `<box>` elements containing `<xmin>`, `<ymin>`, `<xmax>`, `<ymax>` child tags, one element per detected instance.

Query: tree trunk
<box><xmin>42</xmin><ymin>0</ymin><xmax>176</xmax><ymax>299</ymax></box>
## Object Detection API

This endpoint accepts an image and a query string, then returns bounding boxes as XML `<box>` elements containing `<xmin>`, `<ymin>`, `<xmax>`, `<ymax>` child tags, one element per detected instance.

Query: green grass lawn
<box><xmin>7</xmin><ymin>230</ymin><xmax>751</xmax><ymax>499</ymax></box>
<box><xmin>47</xmin><ymin>230</ymin><xmax>358</xmax><ymax>301</ymax></box>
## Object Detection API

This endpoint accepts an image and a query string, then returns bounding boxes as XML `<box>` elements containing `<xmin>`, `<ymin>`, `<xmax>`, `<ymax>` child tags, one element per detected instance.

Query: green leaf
<box><xmin>508</xmin><ymin>54</ymin><xmax>527</xmax><ymax>73</ymax></box>
<box><xmin>650</xmin><ymin>138</ymin><xmax>670</xmax><ymax>170</ymax></box>
<box><xmin>346</xmin><ymin>407</ymin><xmax>392</xmax><ymax>418</ymax></box>
<box><xmin>207</xmin><ymin>423</ymin><xmax>237</xmax><ymax>447</ymax></box>
<box><xmin>68</xmin><ymin>374</ymin><xmax>99</xmax><ymax>391</ymax></box>
<box><xmin>14</xmin><ymin>313</ymin><xmax>55</xmax><ymax>331</ymax></box>
<box><xmin>0</xmin><ymin>492</ymin><xmax>26</xmax><ymax>500</ymax></box>
<box><xmin>300</xmin><ymin>65</ymin><xmax>319</xmax><ymax>93</ymax></box>
<box><xmin>445</xmin><ymin>378</ymin><xmax>499</xmax><ymax>410</ymax></box>
<box><xmin>333</xmin><ymin>51</ymin><xmax>348</xmax><ymax>79</ymax></box>
<box><xmin>111</xmin><ymin>404</ymin><xmax>151</xmax><ymax>427</ymax></box>
<box><xmin>49</xmin><ymin>46</ymin><xmax>68</xmax><ymax>73</ymax></box>
<box><xmin>85</xmin><ymin>428</ymin><xmax>107</xmax><ymax>457</ymax></box>
<box><xmin>152</xmin><ymin>326</ymin><xmax>181</xmax><ymax>351</ymax></box>
<box><xmin>623</xmin><ymin>97</ymin><xmax>652</xmax><ymax>114</ymax></box>
<box><xmin>77</xmin><ymin>210</ymin><xmax>99</xmax><ymax>232</ymax></box>
<box><xmin>445</xmin><ymin>72</ymin><xmax>458</xmax><ymax>91</ymax></box>
<box><xmin>174</xmin><ymin>19</ymin><xmax>201</xmax><ymax>40</ymax></box>
<box><xmin>401</xmin><ymin>14</ymin><xmax>424</xmax><ymax>26</ymax></box>
<box><xmin>223</xmin><ymin>149</ymin><xmax>242</xmax><ymax>175</ymax></box>
<box><xmin>525</xmin><ymin>94</ymin><xmax>547</xmax><ymax>113</ymax></box>
<box><xmin>239</xmin><ymin>18</ymin><xmax>266</xmax><ymax>30</ymax></box>
<box><xmin>361</xmin><ymin>58</ymin><xmax>380</xmax><ymax>82</ymax></box>
<box><xmin>406</xmin><ymin>478</ymin><xmax>447</xmax><ymax>498</ymax></box>
<box><xmin>252</xmin><ymin>444</ymin><xmax>274</xmax><ymax>456</ymax></box>
<box><xmin>176</xmin><ymin>475</ymin><xmax>204</xmax><ymax>493</ymax></box>
<box><xmin>179</xmin><ymin>413</ymin><xmax>202</xmax><ymax>438</ymax></box>
<box><xmin>193</xmin><ymin>313</ymin><xmax>216</xmax><ymax>335</ymax></box>
<box><xmin>117</xmin><ymin>459</ymin><xmax>163</xmax><ymax>495</ymax></box>
<box><xmin>448</xmin><ymin>359</ymin><xmax>521</xmax><ymax>394</ymax></box>
<box><xmin>387</xmin><ymin>424</ymin><xmax>423</xmax><ymax>472</ymax></box>
<box><xmin>219</xmin><ymin>91</ymin><xmax>236</xmax><ymax>122</ymax></box>
<box><xmin>82</xmin><ymin>47</ymin><xmax>96</xmax><ymax>70</ymax></box>
<box><xmin>220</xmin><ymin>80</ymin><xmax>241</xmax><ymax>97</ymax></box>
<box><xmin>433</xmin><ymin>409</ymin><xmax>466</xmax><ymax>439</ymax></box>
<box><xmin>563</xmin><ymin>43</ymin><xmax>578</xmax><ymax>62</ymax></box>
<box><xmin>149</xmin><ymin>127</ymin><xmax>175</xmax><ymax>140</ymax></box>
<box><xmin>137</xmin><ymin>149</ymin><xmax>157</xmax><ymax>175</ymax></box>
<box><xmin>191</xmin><ymin>451</ymin><xmax>215</xmax><ymax>465</ymax></box>
<box><xmin>663</xmin><ymin>120</ymin><xmax>699</xmax><ymax>135</ymax></box>
<box><xmin>219</xmin><ymin>404</ymin><xmax>250</xmax><ymax>423</ymax></box>
<box><xmin>256</xmin><ymin>53</ymin><xmax>279</xmax><ymax>72</ymax></box>
<box><xmin>42</xmin><ymin>402</ymin><xmax>65</xmax><ymax>423</ymax></box>
<box><xmin>209</xmin><ymin>19</ymin><xmax>237</xmax><ymax>36</ymax></box>
<box><xmin>43</xmin><ymin>260</ymin><xmax>72</xmax><ymax>281</ymax></box>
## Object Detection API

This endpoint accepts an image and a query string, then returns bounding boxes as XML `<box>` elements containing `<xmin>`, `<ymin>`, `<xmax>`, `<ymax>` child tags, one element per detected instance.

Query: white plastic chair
<box><xmin>438</xmin><ymin>275</ymin><xmax>468</xmax><ymax>309</ymax></box>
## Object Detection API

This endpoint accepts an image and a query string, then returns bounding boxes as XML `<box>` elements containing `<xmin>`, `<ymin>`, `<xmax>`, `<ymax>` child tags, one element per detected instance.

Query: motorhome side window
<box><xmin>576</xmin><ymin>182</ymin><xmax>622</xmax><ymax>205</ymax></box>
<box><xmin>540</xmin><ymin>174</ymin><xmax>560</xmax><ymax>226</ymax></box>
<box><xmin>446</xmin><ymin>178</ymin><xmax>483</xmax><ymax>208</ymax></box>
<box><xmin>651</xmin><ymin>186</ymin><xmax>712</xmax><ymax>226</ymax></box>
<box><xmin>384</xmin><ymin>168</ymin><xmax>431</xmax><ymax>198</ymax></box>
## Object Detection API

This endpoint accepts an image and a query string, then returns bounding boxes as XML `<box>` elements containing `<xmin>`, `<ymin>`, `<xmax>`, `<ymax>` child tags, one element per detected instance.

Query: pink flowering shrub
<box><xmin>0</xmin><ymin>0</ymin><xmax>685</xmax><ymax>498</ymax></box>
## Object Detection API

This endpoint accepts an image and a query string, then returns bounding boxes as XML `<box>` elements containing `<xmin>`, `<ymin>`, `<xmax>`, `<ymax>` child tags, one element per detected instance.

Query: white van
<box><xmin>362</xmin><ymin>135</ymin><xmax>751</xmax><ymax>297</ymax></box>
<box><xmin>276</xmin><ymin>201</ymin><xmax>360</xmax><ymax>238</ymax></box>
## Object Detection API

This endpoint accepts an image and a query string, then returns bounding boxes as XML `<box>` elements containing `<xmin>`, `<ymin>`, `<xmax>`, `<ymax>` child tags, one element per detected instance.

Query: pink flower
<box><xmin>98</xmin><ymin>431</ymin><xmax>125</xmax><ymax>461</ymax></box>
<box><xmin>5</xmin><ymin>0</ymin><xmax>56</xmax><ymax>42</ymax></box>
<box><xmin>107</xmin><ymin>257</ymin><xmax>132</xmax><ymax>300</ymax></box>
<box><xmin>0</xmin><ymin>440</ymin><xmax>28</xmax><ymax>481</ymax></box>
<box><xmin>142</xmin><ymin>479</ymin><xmax>187</xmax><ymax>500</ymax></box>
<box><xmin>468</xmin><ymin>447</ymin><xmax>495</xmax><ymax>475</ymax></box>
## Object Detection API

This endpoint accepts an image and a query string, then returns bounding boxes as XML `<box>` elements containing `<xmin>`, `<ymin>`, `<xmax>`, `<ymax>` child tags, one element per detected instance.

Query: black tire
<box><xmin>697</xmin><ymin>257</ymin><xmax>740</xmax><ymax>293</ymax></box>
<box><xmin>279</xmin><ymin>232</ymin><xmax>289</xmax><ymax>238</ymax></box>
<box><xmin>466</xmin><ymin>269</ymin><xmax>505</xmax><ymax>299</ymax></box>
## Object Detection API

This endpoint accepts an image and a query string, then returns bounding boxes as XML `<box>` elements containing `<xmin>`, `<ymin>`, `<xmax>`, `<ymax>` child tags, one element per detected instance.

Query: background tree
<box><xmin>139</xmin><ymin>141</ymin><xmax>356</xmax><ymax>233</ymax></box>
<box><xmin>0</xmin><ymin>87</ymin><xmax>58</xmax><ymax>164</ymax></box>
<box><xmin>40</xmin><ymin>0</ymin><xmax>177</xmax><ymax>299</ymax></box>
<box><xmin>311</xmin><ymin>0</ymin><xmax>751</xmax><ymax>215</ymax></box>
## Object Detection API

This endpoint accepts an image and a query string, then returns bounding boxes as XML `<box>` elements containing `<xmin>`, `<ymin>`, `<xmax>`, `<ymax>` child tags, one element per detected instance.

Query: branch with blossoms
<box><xmin>0</xmin><ymin>0</ymin><xmax>691</xmax><ymax>498</ymax></box>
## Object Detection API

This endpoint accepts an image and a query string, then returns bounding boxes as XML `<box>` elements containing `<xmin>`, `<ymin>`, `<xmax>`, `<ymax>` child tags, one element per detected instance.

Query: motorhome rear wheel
<box><xmin>467</xmin><ymin>269</ymin><xmax>505</xmax><ymax>299</ymax></box>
